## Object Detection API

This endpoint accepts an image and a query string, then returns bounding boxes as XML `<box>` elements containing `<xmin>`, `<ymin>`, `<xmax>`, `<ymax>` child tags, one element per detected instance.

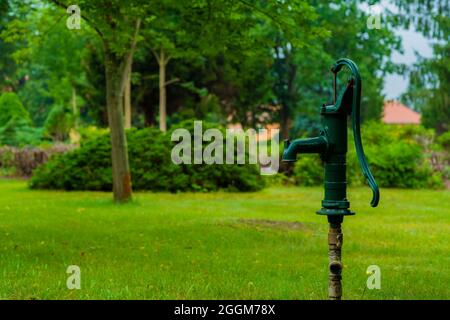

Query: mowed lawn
<box><xmin>0</xmin><ymin>179</ymin><xmax>448</xmax><ymax>300</ymax></box>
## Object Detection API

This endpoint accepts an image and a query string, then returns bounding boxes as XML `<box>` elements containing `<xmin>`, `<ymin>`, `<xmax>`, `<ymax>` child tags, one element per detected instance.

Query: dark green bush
<box><xmin>293</xmin><ymin>155</ymin><xmax>323</xmax><ymax>186</ymax></box>
<box><xmin>293</xmin><ymin>122</ymin><xmax>444</xmax><ymax>189</ymax></box>
<box><xmin>436</xmin><ymin>131</ymin><xmax>450</xmax><ymax>151</ymax></box>
<box><xmin>365</xmin><ymin>140</ymin><xmax>439</xmax><ymax>188</ymax></box>
<box><xmin>30</xmin><ymin>122</ymin><xmax>265</xmax><ymax>192</ymax></box>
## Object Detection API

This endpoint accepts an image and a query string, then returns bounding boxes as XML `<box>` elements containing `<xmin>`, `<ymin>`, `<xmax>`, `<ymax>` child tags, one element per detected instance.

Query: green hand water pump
<box><xmin>282</xmin><ymin>58</ymin><xmax>380</xmax><ymax>300</ymax></box>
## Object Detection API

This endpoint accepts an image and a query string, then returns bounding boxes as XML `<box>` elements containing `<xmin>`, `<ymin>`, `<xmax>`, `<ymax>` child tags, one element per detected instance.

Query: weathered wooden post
<box><xmin>283</xmin><ymin>58</ymin><xmax>380</xmax><ymax>300</ymax></box>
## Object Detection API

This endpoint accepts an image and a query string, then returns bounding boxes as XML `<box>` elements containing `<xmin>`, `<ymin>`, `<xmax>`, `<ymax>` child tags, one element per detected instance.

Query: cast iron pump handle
<box><xmin>331</xmin><ymin>58</ymin><xmax>379</xmax><ymax>207</ymax></box>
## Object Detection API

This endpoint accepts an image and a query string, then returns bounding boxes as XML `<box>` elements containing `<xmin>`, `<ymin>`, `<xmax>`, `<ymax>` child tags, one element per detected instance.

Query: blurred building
<box><xmin>227</xmin><ymin>123</ymin><xmax>279</xmax><ymax>142</ymax></box>
<box><xmin>382</xmin><ymin>100</ymin><xmax>421</xmax><ymax>125</ymax></box>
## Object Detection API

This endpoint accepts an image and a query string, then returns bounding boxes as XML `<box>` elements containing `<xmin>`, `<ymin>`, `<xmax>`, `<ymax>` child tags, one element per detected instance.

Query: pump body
<box><xmin>283</xmin><ymin>58</ymin><xmax>380</xmax><ymax>218</ymax></box>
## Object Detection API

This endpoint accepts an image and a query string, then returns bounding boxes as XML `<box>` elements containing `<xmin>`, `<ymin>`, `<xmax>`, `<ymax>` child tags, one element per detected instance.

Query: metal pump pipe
<box><xmin>328</xmin><ymin>216</ymin><xmax>343</xmax><ymax>300</ymax></box>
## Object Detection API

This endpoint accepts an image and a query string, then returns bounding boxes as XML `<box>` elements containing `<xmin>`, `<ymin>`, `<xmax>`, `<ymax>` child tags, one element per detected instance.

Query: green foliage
<box><xmin>0</xmin><ymin>146</ymin><xmax>16</xmax><ymax>176</ymax></box>
<box><xmin>30</xmin><ymin>122</ymin><xmax>264</xmax><ymax>192</ymax></box>
<box><xmin>400</xmin><ymin>9</ymin><xmax>449</xmax><ymax>134</ymax></box>
<box><xmin>168</xmin><ymin>92</ymin><xmax>224</xmax><ymax>126</ymax></box>
<box><xmin>391</xmin><ymin>0</ymin><xmax>448</xmax><ymax>39</ymax></box>
<box><xmin>285</xmin><ymin>0</ymin><xmax>402</xmax><ymax>138</ymax></box>
<box><xmin>77</xmin><ymin>126</ymin><xmax>110</xmax><ymax>145</ymax></box>
<box><xmin>0</xmin><ymin>117</ymin><xmax>43</xmax><ymax>146</ymax></box>
<box><xmin>0</xmin><ymin>92</ymin><xmax>31</xmax><ymax>126</ymax></box>
<box><xmin>293</xmin><ymin>155</ymin><xmax>323</xmax><ymax>186</ymax></box>
<box><xmin>0</xmin><ymin>92</ymin><xmax>43</xmax><ymax>146</ymax></box>
<box><xmin>292</xmin><ymin>122</ymin><xmax>444</xmax><ymax>189</ymax></box>
<box><xmin>2</xmin><ymin>1</ymin><xmax>407</xmax><ymax>135</ymax></box>
<box><xmin>434</xmin><ymin>131</ymin><xmax>450</xmax><ymax>181</ymax></box>
<box><xmin>365</xmin><ymin>140</ymin><xmax>435</xmax><ymax>189</ymax></box>
<box><xmin>436</xmin><ymin>131</ymin><xmax>450</xmax><ymax>151</ymax></box>
<box><xmin>1</xmin><ymin>2</ymin><xmax>91</xmax><ymax>126</ymax></box>
<box><xmin>0</xmin><ymin>0</ymin><xmax>19</xmax><ymax>92</ymax></box>
<box><xmin>362</xmin><ymin>123</ymin><xmax>444</xmax><ymax>189</ymax></box>
<box><xmin>44</xmin><ymin>104</ymin><xmax>74</xmax><ymax>142</ymax></box>
<box><xmin>402</xmin><ymin>41</ymin><xmax>450</xmax><ymax>134</ymax></box>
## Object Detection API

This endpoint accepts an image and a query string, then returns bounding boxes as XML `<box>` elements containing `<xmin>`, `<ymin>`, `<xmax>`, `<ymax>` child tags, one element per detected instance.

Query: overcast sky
<box><xmin>383</xmin><ymin>28</ymin><xmax>434</xmax><ymax>100</ymax></box>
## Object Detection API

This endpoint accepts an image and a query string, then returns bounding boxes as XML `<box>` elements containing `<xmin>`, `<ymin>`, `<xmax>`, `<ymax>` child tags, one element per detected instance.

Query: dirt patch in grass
<box><xmin>237</xmin><ymin>218</ymin><xmax>309</xmax><ymax>231</ymax></box>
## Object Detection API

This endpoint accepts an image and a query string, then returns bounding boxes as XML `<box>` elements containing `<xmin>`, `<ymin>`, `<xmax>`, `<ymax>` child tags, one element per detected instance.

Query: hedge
<box><xmin>30</xmin><ymin>122</ymin><xmax>265</xmax><ymax>192</ymax></box>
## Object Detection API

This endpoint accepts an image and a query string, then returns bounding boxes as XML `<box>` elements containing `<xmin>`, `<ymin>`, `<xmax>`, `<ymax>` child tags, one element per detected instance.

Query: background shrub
<box><xmin>293</xmin><ymin>155</ymin><xmax>324</xmax><ymax>186</ymax></box>
<box><xmin>30</xmin><ymin>122</ymin><xmax>265</xmax><ymax>192</ymax></box>
<box><xmin>78</xmin><ymin>126</ymin><xmax>110</xmax><ymax>144</ymax></box>
<box><xmin>44</xmin><ymin>105</ymin><xmax>75</xmax><ymax>142</ymax></box>
<box><xmin>0</xmin><ymin>144</ymin><xmax>74</xmax><ymax>177</ymax></box>
<box><xmin>436</xmin><ymin>131</ymin><xmax>450</xmax><ymax>152</ymax></box>
<box><xmin>292</xmin><ymin>122</ymin><xmax>445</xmax><ymax>189</ymax></box>
<box><xmin>365</xmin><ymin>140</ymin><xmax>437</xmax><ymax>188</ymax></box>
<box><xmin>0</xmin><ymin>92</ymin><xmax>44</xmax><ymax>146</ymax></box>
<box><xmin>0</xmin><ymin>92</ymin><xmax>31</xmax><ymax>127</ymax></box>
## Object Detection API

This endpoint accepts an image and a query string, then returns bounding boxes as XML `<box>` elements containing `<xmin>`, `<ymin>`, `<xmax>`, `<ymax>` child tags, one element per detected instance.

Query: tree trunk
<box><xmin>104</xmin><ymin>46</ymin><xmax>133</xmax><ymax>202</ymax></box>
<box><xmin>280</xmin><ymin>104</ymin><xmax>290</xmax><ymax>140</ymax></box>
<box><xmin>72</xmin><ymin>86</ymin><xmax>78</xmax><ymax>128</ymax></box>
<box><xmin>281</xmin><ymin>59</ymin><xmax>297</xmax><ymax>140</ymax></box>
<box><xmin>101</xmin><ymin>19</ymin><xmax>140</xmax><ymax>202</ymax></box>
<box><xmin>159</xmin><ymin>49</ymin><xmax>167</xmax><ymax>132</ymax></box>
<box><xmin>124</xmin><ymin>65</ymin><xmax>132</xmax><ymax>129</ymax></box>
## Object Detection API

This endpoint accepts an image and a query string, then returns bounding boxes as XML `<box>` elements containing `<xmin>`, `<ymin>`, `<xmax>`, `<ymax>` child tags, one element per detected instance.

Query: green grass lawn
<box><xmin>0</xmin><ymin>179</ymin><xmax>448</xmax><ymax>300</ymax></box>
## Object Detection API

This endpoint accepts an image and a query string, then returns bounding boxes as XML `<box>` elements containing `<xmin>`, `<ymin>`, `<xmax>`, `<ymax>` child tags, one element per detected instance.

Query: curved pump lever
<box><xmin>331</xmin><ymin>59</ymin><xmax>380</xmax><ymax>207</ymax></box>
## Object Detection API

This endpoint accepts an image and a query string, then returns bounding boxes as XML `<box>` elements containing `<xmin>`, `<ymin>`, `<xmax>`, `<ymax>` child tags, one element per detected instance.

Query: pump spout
<box><xmin>282</xmin><ymin>136</ymin><xmax>328</xmax><ymax>162</ymax></box>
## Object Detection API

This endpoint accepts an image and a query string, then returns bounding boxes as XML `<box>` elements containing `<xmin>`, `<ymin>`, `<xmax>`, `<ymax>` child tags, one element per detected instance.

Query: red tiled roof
<box><xmin>382</xmin><ymin>101</ymin><xmax>421</xmax><ymax>124</ymax></box>
<box><xmin>227</xmin><ymin>123</ymin><xmax>279</xmax><ymax>141</ymax></box>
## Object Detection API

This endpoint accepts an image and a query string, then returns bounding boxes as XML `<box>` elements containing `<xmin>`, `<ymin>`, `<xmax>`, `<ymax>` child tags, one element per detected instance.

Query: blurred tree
<box><xmin>0</xmin><ymin>92</ymin><xmax>43</xmax><ymax>146</ymax></box>
<box><xmin>0</xmin><ymin>0</ymin><xmax>413</xmax><ymax>186</ymax></box>
<box><xmin>140</xmin><ymin>0</ymin><xmax>327</xmax><ymax>132</ymax></box>
<box><xmin>0</xmin><ymin>1</ymin><xmax>15</xmax><ymax>91</ymax></box>
<box><xmin>45</xmin><ymin>104</ymin><xmax>74</xmax><ymax>141</ymax></box>
<box><xmin>397</xmin><ymin>1</ymin><xmax>449</xmax><ymax>134</ymax></box>
<box><xmin>283</xmin><ymin>0</ymin><xmax>401</xmax><ymax>138</ymax></box>
<box><xmin>0</xmin><ymin>0</ymin><xmax>33</xmax><ymax>93</ymax></box>
<box><xmin>84</xmin><ymin>43</ymin><xmax>108</xmax><ymax>126</ymax></box>
<box><xmin>391</xmin><ymin>0</ymin><xmax>449</xmax><ymax>38</ymax></box>
<box><xmin>402</xmin><ymin>39</ymin><xmax>449</xmax><ymax>134</ymax></box>
<box><xmin>1</xmin><ymin>1</ymin><xmax>91</xmax><ymax>126</ymax></box>
<box><xmin>0</xmin><ymin>92</ymin><xmax>31</xmax><ymax>127</ymax></box>
<box><xmin>129</xmin><ymin>0</ymin><xmax>399</xmax><ymax>138</ymax></box>
<box><xmin>44</xmin><ymin>0</ymin><xmax>149</xmax><ymax>202</ymax></box>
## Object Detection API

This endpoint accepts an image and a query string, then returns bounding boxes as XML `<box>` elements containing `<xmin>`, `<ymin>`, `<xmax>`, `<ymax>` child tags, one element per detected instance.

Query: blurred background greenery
<box><xmin>0</xmin><ymin>0</ymin><xmax>448</xmax><ymax>192</ymax></box>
